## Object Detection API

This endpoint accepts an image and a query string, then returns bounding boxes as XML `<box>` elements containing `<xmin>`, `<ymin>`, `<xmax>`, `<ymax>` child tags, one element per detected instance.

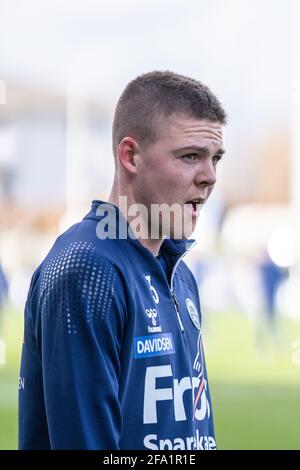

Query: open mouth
<box><xmin>184</xmin><ymin>198</ymin><xmax>203</xmax><ymax>213</ymax></box>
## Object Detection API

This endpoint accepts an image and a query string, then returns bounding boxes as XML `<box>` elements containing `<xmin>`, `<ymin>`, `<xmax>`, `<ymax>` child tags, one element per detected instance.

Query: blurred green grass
<box><xmin>0</xmin><ymin>306</ymin><xmax>299</xmax><ymax>449</ymax></box>
<box><xmin>205</xmin><ymin>311</ymin><xmax>300</xmax><ymax>449</ymax></box>
<box><xmin>0</xmin><ymin>306</ymin><xmax>23</xmax><ymax>450</ymax></box>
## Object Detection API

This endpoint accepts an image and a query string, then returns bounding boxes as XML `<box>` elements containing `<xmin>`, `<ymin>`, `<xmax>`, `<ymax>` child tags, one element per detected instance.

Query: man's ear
<box><xmin>117</xmin><ymin>137</ymin><xmax>140</xmax><ymax>174</ymax></box>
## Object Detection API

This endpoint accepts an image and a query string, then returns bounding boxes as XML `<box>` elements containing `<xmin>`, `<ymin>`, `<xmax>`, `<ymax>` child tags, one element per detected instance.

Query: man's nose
<box><xmin>194</xmin><ymin>159</ymin><xmax>217</xmax><ymax>187</ymax></box>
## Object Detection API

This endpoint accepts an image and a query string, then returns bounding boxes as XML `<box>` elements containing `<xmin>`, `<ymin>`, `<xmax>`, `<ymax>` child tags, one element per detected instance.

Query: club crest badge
<box><xmin>186</xmin><ymin>298</ymin><xmax>200</xmax><ymax>331</ymax></box>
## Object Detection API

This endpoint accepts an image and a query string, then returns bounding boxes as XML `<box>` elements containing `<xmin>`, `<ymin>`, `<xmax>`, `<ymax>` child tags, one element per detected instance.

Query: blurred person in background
<box><xmin>0</xmin><ymin>262</ymin><xmax>8</xmax><ymax>304</ymax></box>
<box><xmin>18</xmin><ymin>71</ymin><xmax>227</xmax><ymax>450</ymax></box>
<box><xmin>0</xmin><ymin>262</ymin><xmax>8</xmax><ymax>330</ymax></box>
<box><xmin>256</xmin><ymin>250</ymin><xmax>288</xmax><ymax>348</ymax></box>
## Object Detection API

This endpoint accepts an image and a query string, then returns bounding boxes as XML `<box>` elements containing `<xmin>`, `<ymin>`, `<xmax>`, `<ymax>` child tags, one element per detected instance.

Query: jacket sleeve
<box><xmin>36</xmin><ymin>255</ymin><xmax>127</xmax><ymax>449</ymax></box>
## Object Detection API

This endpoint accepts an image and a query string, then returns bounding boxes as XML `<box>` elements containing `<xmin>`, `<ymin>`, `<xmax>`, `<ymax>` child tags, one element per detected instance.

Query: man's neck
<box><xmin>135</xmin><ymin>237</ymin><xmax>162</xmax><ymax>257</ymax></box>
<box><xmin>108</xmin><ymin>186</ymin><xmax>163</xmax><ymax>257</ymax></box>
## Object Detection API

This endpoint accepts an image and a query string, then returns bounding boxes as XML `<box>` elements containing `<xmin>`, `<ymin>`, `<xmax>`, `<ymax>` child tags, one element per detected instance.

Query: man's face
<box><xmin>133</xmin><ymin>114</ymin><xmax>225</xmax><ymax>239</ymax></box>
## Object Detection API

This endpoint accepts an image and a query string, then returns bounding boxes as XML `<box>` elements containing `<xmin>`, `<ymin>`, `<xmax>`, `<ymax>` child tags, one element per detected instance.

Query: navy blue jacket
<box><xmin>19</xmin><ymin>200</ymin><xmax>216</xmax><ymax>450</ymax></box>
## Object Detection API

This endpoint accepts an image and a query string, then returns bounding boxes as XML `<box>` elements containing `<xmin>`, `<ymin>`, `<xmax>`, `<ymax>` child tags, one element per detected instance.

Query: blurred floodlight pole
<box><xmin>0</xmin><ymin>82</ymin><xmax>17</xmax><ymax>228</ymax></box>
<box><xmin>291</xmin><ymin>0</ymin><xmax>300</xmax><ymax>229</ymax></box>
<box><xmin>64</xmin><ymin>80</ymin><xmax>90</xmax><ymax>229</ymax></box>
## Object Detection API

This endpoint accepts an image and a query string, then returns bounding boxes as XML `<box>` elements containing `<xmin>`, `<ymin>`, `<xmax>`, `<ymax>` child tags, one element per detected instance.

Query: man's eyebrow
<box><xmin>172</xmin><ymin>145</ymin><xmax>226</xmax><ymax>155</ymax></box>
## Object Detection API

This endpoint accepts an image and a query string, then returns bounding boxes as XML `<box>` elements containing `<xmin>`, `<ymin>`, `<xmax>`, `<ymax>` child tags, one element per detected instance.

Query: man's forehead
<box><xmin>169</xmin><ymin>115</ymin><xmax>222</xmax><ymax>133</ymax></box>
<box><xmin>161</xmin><ymin>115</ymin><xmax>224</xmax><ymax>147</ymax></box>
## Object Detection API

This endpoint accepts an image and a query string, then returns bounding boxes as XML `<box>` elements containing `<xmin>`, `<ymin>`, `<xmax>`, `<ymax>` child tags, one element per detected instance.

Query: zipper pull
<box><xmin>171</xmin><ymin>292</ymin><xmax>184</xmax><ymax>332</ymax></box>
<box><xmin>172</xmin><ymin>293</ymin><xmax>179</xmax><ymax>311</ymax></box>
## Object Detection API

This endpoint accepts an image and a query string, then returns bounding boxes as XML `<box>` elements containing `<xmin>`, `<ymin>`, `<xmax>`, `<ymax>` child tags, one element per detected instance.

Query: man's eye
<box><xmin>182</xmin><ymin>154</ymin><xmax>198</xmax><ymax>161</ymax></box>
<box><xmin>213</xmin><ymin>155</ymin><xmax>222</xmax><ymax>164</ymax></box>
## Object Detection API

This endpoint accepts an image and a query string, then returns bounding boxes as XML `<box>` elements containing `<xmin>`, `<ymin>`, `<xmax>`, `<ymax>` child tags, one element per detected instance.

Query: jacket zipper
<box><xmin>171</xmin><ymin>291</ymin><xmax>184</xmax><ymax>332</ymax></box>
<box><xmin>169</xmin><ymin>241</ymin><xmax>197</xmax><ymax>333</ymax></box>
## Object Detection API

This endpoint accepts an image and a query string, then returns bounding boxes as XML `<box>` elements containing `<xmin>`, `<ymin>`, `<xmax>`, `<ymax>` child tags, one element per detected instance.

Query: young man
<box><xmin>19</xmin><ymin>71</ymin><xmax>227</xmax><ymax>450</ymax></box>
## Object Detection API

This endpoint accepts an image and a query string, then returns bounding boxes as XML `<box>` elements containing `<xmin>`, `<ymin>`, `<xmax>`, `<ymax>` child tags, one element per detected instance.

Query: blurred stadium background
<box><xmin>0</xmin><ymin>0</ymin><xmax>300</xmax><ymax>450</ymax></box>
